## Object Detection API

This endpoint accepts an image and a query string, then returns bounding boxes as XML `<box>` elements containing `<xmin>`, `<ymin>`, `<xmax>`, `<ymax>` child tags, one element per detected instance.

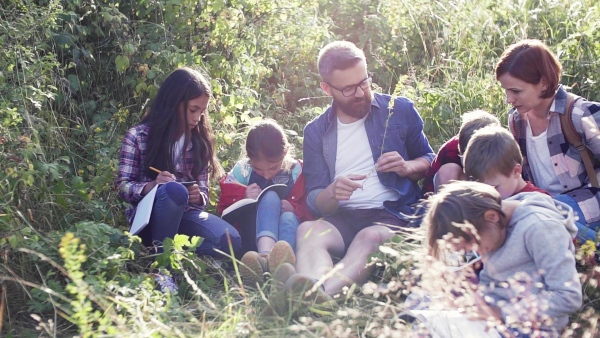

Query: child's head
<box><xmin>143</xmin><ymin>67</ymin><xmax>223</xmax><ymax>178</ymax></box>
<box><xmin>147</xmin><ymin>67</ymin><xmax>212</xmax><ymax>132</ymax></box>
<box><xmin>245</xmin><ymin>119</ymin><xmax>295</xmax><ymax>180</ymax></box>
<box><xmin>463</xmin><ymin>126</ymin><xmax>523</xmax><ymax>199</ymax></box>
<box><xmin>457</xmin><ymin>109</ymin><xmax>501</xmax><ymax>155</ymax></box>
<box><xmin>425</xmin><ymin>181</ymin><xmax>507</xmax><ymax>259</ymax></box>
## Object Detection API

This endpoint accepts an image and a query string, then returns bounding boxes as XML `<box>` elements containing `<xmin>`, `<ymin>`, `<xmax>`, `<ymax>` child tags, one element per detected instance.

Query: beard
<box><xmin>334</xmin><ymin>91</ymin><xmax>374</xmax><ymax>119</ymax></box>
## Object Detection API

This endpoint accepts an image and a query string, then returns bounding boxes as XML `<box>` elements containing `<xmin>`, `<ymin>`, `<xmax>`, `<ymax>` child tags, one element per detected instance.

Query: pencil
<box><xmin>149</xmin><ymin>166</ymin><xmax>161</xmax><ymax>174</ymax></box>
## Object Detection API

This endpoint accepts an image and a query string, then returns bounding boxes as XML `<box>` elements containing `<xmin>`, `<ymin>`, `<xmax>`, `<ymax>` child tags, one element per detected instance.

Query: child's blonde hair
<box><xmin>463</xmin><ymin>125</ymin><xmax>522</xmax><ymax>181</ymax></box>
<box><xmin>457</xmin><ymin>109</ymin><xmax>501</xmax><ymax>154</ymax></box>
<box><xmin>243</xmin><ymin>119</ymin><xmax>295</xmax><ymax>172</ymax></box>
<box><xmin>425</xmin><ymin>181</ymin><xmax>505</xmax><ymax>259</ymax></box>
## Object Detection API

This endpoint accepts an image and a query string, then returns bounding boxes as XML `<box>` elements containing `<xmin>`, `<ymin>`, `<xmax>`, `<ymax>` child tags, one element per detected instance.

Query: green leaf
<box><xmin>67</xmin><ymin>74</ymin><xmax>81</xmax><ymax>92</ymax></box>
<box><xmin>146</xmin><ymin>69</ymin><xmax>157</xmax><ymax>79</ymax></box>
<box><xmin>173</xmin><ymin>234</ymin><xmax>190</xmax><ymax>249</ymax></box>
<box><xmin>189</xmin><ymin>236</ymin><xmax>204</xmax><ymax>249</ymax></box>
<box><xmin>115</xmin><ymin>55</ymin><xmax>130</xmax><ymax>72</ymax></box>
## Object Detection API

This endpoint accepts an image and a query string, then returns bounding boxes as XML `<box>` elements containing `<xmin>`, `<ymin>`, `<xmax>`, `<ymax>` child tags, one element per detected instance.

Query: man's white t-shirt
<box><xmin>335</xmin><ymin>116</ymin><xmax>400</xmax><ymax>209</ymax></box>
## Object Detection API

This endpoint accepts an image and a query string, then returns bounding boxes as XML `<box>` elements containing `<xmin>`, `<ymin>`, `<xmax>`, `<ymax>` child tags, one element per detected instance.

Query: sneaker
<box><xmin>284</xmin><ymin>273</ymin><xmax>335</xmax><ymax>306</ymax></box>
<box><xmin>240</xmin><ymin>251</ymin><xmax>268</xmax><ymax>286</ymax></box>
<box><xmin>273</xmin><ymin>263</ymin><xmax>296</xmax><ymax>288</ymax></box>
<box><xmin>269</xmin><ymin>263</ymin><xmax>297</xmax><ymax>317</ymax></box>
<box><xmin>268</xmin><ymin>241</ymin><xmax>296</xmax><ymax>274</ymax></box>
<box><xmin>153</xmin><ymin>273</ymin><xmax>178</xmax><ymax>293</ymax></box>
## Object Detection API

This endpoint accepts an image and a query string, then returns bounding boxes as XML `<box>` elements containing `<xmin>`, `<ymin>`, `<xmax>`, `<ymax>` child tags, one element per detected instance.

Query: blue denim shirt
<box><xmin>302</xmin><ymin>93</ymin><xmax>435</xmax><ymax>219</ymax></box>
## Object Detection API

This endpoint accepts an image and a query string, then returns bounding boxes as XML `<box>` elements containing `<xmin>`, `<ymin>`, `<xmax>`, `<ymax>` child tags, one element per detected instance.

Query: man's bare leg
<box><xmin>295</xmin><ymin>219</ymin><xmax>345</xmax><ymax>281</ymax></box>
<box><xmin>322</xmin><ymin>225</ymin><xmax>394</xmax><ymax>295</ymax></box>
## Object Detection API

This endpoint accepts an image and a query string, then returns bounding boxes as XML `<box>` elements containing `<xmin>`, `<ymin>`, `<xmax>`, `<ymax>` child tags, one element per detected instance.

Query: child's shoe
<box><xmin>240</xmin><ymin>251</ymin><xmax>268</xmax><ymax>286</ymax></box>
<box><xmin>267</xmin><ymin>262</ymin><xmax>297</xmax><ymax>317</ymax></box>
<box><xmin>284</xmin><ymin>273</ymin><xmax>335</xmax><ymax>308</ymax></box>
<box><xmin>268</xmin><ymin>241</ymin><xmax>295</xmax><ymax>274</ymax></box>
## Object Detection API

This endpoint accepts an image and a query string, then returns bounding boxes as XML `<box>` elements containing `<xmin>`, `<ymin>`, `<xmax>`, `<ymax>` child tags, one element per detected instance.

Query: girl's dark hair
<box><xmin>246</xmin><ymin>119</ymin><xmax>291</xmax><ymax>161</ymax></box>
<box><xmin>141</xmin><ymin>67</ymin><xmax>224</xmax><ymax>179</ymax></box>
<box><xmin>495</xmin><ymin>39</ymin><xmax>561</xmax><ymax>99</ymax></box>
<box><xmin>424</xmin><ymin>181</ymin><xmax>505</xmax><ymax>259</ymax></box>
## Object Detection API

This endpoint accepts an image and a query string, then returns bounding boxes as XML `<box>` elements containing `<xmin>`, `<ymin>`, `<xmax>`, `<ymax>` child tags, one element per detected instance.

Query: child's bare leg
<box><xmin>257</xmin><ymin>236</ymin><xmax>277</xmax><ymax>253</ymax></box>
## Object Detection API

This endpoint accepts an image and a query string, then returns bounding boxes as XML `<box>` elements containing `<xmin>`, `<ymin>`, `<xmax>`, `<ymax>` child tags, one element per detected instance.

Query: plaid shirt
<box><xmin>422</xmin><ymin>136</ymin><xmax>461</xmax><ymax>194</ymax></box>
<box><xmin>116</xmin><ymin>123</ymin><xmax>210</xmax><ymax>223</ymax></box>
<box><xmin>509</xmin><ymin>86</ymin><xmax>600</xmax><ymax>223</ymax></box>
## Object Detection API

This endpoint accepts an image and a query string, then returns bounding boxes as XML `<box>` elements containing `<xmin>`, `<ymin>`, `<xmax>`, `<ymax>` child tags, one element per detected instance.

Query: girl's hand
<box><xmin>143</xmin><ymin>170</ymin><xmax>175</xmax><ymax>195</ymax></box>
<box><xmin>245</xmin><ymin>183</ymin><xmax>261</xmax><ymax>199</ymax></box>
<box><xmin>281</xmin><ymin>199</ymin><xmax>294</xmax><ymax>213</ymax></box>
<box><xmin>156</xmin><ymin>171</ymin><xmax>176</xmax><ymax>184</ymax></box>
<box><xmin>187</xmin><ymin>184</ymin><xmax>203</xmax><ymax>206</ymax></box>
<box><xmin>468</xmin><ymin>291</ymin><xmax>503</xmax><ymax>322</ymax></box>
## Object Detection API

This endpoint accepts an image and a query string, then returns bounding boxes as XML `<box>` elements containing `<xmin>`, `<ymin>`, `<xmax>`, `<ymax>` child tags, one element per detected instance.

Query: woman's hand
<box><xmin>187</xmin><ymin>184</ymin><xmax>203</xmax><ymax>206</ymax></box>
<box><xmin>281</xmin><ymin>199</ymin><xmax>294</xmax><ymax>213</ymax></box>
<box><xmin>245</xmin><ymin>183</ymin><xmax>261</xmax><ymax>199</ymax></box>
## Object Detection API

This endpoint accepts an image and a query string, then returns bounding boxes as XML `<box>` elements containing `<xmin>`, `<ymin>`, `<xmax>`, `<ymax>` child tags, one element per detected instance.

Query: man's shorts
<box><xmin>322</xmin><ymin>208</ymin><xmax>408</xmax><ymax>249</ymax></box>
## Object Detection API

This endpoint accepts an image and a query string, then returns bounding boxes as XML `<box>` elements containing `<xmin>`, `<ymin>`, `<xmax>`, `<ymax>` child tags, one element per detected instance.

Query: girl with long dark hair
<box><xmin>117</xmin><ymin>67</ymin><xmax>241</xmax><ymax>263</ymax></box>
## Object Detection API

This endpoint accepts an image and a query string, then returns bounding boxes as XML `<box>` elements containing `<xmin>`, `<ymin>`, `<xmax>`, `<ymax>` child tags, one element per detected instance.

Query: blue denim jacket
<box><xmin>302</xmin><ymin>93</ymin><xmax>435</xmax><ymax>220</ymax></box>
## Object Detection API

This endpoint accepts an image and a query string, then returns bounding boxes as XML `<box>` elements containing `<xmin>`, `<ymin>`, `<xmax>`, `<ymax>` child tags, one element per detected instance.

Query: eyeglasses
<box><xmin>325</xmin><ymin>72</ymin><xmax>373</xmax><ymax>97</ymax></box>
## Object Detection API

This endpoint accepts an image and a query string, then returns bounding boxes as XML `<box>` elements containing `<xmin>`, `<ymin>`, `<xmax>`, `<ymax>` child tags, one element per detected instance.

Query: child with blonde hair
<box><xmin>422</xmin><ymin>109</ymin><xmax>500</xmax><ymax>194</ymax></box>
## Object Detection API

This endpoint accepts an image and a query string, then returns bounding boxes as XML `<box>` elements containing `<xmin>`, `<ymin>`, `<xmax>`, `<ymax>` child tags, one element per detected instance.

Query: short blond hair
<box><xmin>458</xmin><ymin>110</ymin><xmax>501</xmax><ymax>154</ymax></box>
<box><xmin>463</xmin><ymin>125</ymin><xmax>522</xmax><ymax>181</ymax></box>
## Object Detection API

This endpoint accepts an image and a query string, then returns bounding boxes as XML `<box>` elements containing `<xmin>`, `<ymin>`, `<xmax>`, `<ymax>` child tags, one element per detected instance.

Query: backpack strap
<box><xmin>509</xmin><ymin>111</ymin><xmax>527</xmax><ymax>157</ymax></box>
<box><xmin>561</xmin><ymin>93</ymin><xmax>599</xmax><ymax>188</ymax></box>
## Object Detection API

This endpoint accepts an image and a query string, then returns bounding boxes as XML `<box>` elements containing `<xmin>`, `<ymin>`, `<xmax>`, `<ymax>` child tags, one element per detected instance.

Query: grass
<box><xmin>1</xmin><ymin>0</ymin><xmax>600</xmax><ymax>336</ymax></box>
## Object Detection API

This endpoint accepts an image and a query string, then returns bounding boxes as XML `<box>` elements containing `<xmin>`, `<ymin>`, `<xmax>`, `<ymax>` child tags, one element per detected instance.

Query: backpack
<box><xmin>510</xmin><ymin>93</ymin><xmax>599</xmax><ymax>188</ymax></box>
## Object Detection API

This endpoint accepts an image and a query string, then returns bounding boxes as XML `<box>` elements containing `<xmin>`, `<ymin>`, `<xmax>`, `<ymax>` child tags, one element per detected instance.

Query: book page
<box><xmin>221</xmin><ymin>184</ymin><xmax>287</xmax><ymax>222</ymax></box>
<box><xmin>409</xmin><ymin>310</ymin><xmax>501</xmax><ymax>338</ymax></box>
<box><xmin>130</xmin><ymin>185</ymin><xmax>159</xmax><ymax>235</ymax></box>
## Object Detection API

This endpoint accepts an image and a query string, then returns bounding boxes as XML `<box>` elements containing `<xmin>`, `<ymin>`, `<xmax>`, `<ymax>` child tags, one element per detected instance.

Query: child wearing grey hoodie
<box><xmin>425</xmin><ymin>181</ymin><xmax>582</xmax><ymax>336</ymax></box>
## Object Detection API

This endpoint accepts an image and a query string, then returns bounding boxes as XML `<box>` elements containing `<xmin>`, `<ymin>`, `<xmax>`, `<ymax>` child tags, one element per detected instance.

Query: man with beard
<box><xmin>280</xmin><ymin>41</ymin><xmax>435</xmax><ymax>302</ymax></box>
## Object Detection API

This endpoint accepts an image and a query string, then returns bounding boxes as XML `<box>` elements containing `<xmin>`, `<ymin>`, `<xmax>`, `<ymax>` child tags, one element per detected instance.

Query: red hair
<box><xmin>495</xmin><ymin>39</ymin><xmax>561</xmax><ymax>99</ymax></box>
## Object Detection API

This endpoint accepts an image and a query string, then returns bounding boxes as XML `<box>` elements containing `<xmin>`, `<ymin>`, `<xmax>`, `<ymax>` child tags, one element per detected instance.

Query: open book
<box><xmin>221</xmin><ymin>184</ymin><xmax>287</xmax><ymax>223</ymax></box>
<box><xmin>399</xmin><ymin>310</ymin><xmax>501</xmax><ymax>338</ymax></box>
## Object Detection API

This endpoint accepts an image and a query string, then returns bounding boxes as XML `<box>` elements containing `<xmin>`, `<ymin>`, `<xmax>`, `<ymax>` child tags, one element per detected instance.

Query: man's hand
<box><xmin>376</xmin><ymin>151</ymin><xmax>413</xmax><ymax>177</ymax></box>
<box><xmin>314</xmin><ymin>174</ymin><xmax>364</xmax><ymax>215</ymax></box>
<box><xmin>186</xmin><ymin>184</ymin><xmax>203</xmax><ymax>206</ymax></box>
<box><xmin>376</xmin><ymin>151</ymin><xmax>430</xmax><ymax>181</ymax></box>
<box><xmin>330</xmin><ymin>174</ymin><xmax>365</xmax><ymax>201</ymax></box>
<box><xmin>281</xmin><ymin>199</ymin><xmax>295</xmax><ymax>213</ymax></box>
<box><xmin>245</xmin><ymin>183</ymin><xmax>261</xmax><ymax>199</ymax></box>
